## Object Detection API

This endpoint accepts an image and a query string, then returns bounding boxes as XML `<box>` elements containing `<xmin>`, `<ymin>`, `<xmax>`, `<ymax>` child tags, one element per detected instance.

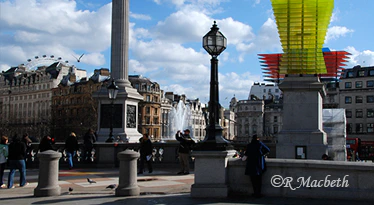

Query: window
<box><xmin>356</xmin><ymin>109</ymin><xmax>363</xmax><ymax>118</ymax></box>
<box><xmin>367</xmin><ymin>96</ymin><xmax>374</xmax><ymax>103</ymax></box>
<box><xmin>275</xmin><ymin>89</ymin><xmax>279</xmax><ymax>93</ymax></box>
<box><xmin>358</xmin><ymin>70</ymin><xmax>365</xmax><ymax>77</ymax></box>
<box><xmin>346</xmin><ymin>110</ymin><xmax>352</xmax><ymax>118</ymax></box>
<box><xmin>345</xmin><ymin>96</ymin><xmax>352</xmax><ymax>104</ymax></box>
<box><xmin>273</xmin><ymin>125</ymin><xmax>278</xmax><ymax>134</ymax></box>
<box><xmin>369</xmin><ymin>70</ymin><xmax>374</xmax><ymax>76</ymax></box>
<box><xmin>355</xmin><ymin>124</ymin><xmax>363</xmax><ymax>133</ymax></box>
<box><xmin>146</xmin><ymin>107</ymin><xmax>150</xmax><ymax>114</ymax></box>
<box><xmin>346</xmin><ymin>123</ymin><xmax>352</xmax><ymax>134</ymax></box>
<box><xmin>367</xmin><ymin>109</ymin><xmax>374</xmax><ymax>118</ymax></box>
<box><xmin>263</xmin><ymin>89</ymin><xmax>266</xmax><ymax>93</ymax></box>
<box><xmin>356</xmin><ymin>96</ymin><xmax>363</xmax><ymax>103</ymax></box>
<box><xmin>347</xmin><ymin>71</ymin><xmax>354</xmax><ymax>78</ymax></box>
<box><xmin>274</xmin><ymin>116</ymin><xmax>278</xmax><ymax>123</ymax></box>
<box><xmin>154</xmin><ymin>108</ymin><xmax>158</xmax><ymax>115</ymax></box>
<box><xmin>367</xmin><ymin>80</ymin><xmax>374</xmax><ymax>87</ymax></box>
<box><xmin>146</xmin><ymin>95</ymin><xmax>150</xmax><ymax>102</ymax></box>
<box><xmin>345</xmin><ymin>82</ymin><xmax>352</xmax><ymax>88</ymax></box>
<box><xmin>355</xmin><ymin>81</ymin><xmax>363</xmax><ymax>88</ymax></box>
<box><xmin>368</xmin><ymin>124</ymin><xmax>374</xmax><ymax>133</ymax></box>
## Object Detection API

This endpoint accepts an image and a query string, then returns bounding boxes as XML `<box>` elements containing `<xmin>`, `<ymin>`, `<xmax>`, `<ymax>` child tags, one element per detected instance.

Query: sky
<box><xmin>1</xmin><ymin>0</ymin><xmax>373</xmax><ymax>108</ymax></box>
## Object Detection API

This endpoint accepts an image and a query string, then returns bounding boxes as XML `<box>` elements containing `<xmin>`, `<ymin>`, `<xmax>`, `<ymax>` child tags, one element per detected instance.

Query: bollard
<box><xmin>115</xmin><ymin>149</ymin><xmax>140</xmax><ymax>196</ymax></box>
<box><xmin>34</xmin><ymin>150</ymin><xmax>62</xmax><ymax>197</ymax></box>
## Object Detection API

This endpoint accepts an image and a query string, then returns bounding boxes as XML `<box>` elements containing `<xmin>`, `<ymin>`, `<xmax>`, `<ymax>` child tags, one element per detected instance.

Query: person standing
<box><xmin>83</xmin><ymin>128</ymin><xmax>96</xmax><ymax>161</ymax></box>
<box><xmin>7</xmin><ymin>134</ymin><xmax>28</xmax><ymax>188</ymax></box>
<box><xmin>175</xmin><ymin>129</ymin><xmax>195</xmax><ymax>175</ymax></box>
<box><xmin>0</xmin><ymin>136</ymin><xmax>9</xmax><ymax>188</ymax></box>
<box><xmin>244</xmin><ymin>135</ymin><xmax>270</xmax><ymax>198</ymax></box>
<box><xmin>65</xmin><ymin>132</ymin><xmax>79</xmax><ymax>170</ymax></box>
<box><xmin>138</xmin><ymin>134</ymin><xmax>153</xmax><ymax>174</ymax></box>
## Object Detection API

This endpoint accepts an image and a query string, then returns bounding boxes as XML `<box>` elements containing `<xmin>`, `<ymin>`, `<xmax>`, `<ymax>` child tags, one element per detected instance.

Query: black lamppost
<box><xmin>107</xmin><ymin>79</ymin><xmax>119</xmax><ymax>141</ymax></box>
<box><xmin>202</xmin><ymin>21</ymin><xmax>231</xmax><ymax>149</ymax></box>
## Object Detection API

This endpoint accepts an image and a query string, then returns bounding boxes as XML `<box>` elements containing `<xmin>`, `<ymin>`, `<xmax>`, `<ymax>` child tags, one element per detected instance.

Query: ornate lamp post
<box><xmin>107</xmin><ymin>79</ymin><xmax>119</xmax><ymax>141</ymax></box>
<box><xmin>202</xmin><ymin>21</ymin><xmax>230</xmax><ymax>149</ymax></box>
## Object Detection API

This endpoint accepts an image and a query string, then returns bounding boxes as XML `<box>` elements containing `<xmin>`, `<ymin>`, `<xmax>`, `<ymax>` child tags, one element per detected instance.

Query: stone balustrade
<box><xmin>228</xmin><ymin>158</ymin><xmax>374</xmax><ymax>201</ymax></box>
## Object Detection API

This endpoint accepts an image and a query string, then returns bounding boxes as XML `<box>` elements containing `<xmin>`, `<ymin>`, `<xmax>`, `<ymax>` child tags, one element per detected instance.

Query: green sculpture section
<box><xmin>271</xmin><ymin>0</ymin><xmax>334</xmax><ymax>74</ymax></box>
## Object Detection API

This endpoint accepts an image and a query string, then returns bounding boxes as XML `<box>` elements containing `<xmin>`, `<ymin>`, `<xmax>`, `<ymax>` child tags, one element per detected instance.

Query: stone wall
<box><xmin>228</xmin><ymin>158</ymin><xmax>374</xmax><ymax>201</ymax></box>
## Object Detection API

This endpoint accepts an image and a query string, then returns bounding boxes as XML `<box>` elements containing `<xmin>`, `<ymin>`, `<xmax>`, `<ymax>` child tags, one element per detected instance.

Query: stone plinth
<box><xmin>34</xmin><ymin>150</ymin><xmax>62</xmax><ymax>197</ymax></box>
<box><xmin>277</xmin><ymin>75</ymin><xmax>328</xmax><ymax>159</ymax></box>
<box><xmin>191</xmin><ymin>150</ymin><xmax>236</xmax><ymax>198</ymax></box>
<box><xmin>115</xmin><ymin>150</ymin><xmax>140</xmax><ymax>196</ymax></box>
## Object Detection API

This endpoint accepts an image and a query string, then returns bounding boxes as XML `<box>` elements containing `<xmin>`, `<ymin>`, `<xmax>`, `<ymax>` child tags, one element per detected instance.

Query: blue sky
<box><xmin>1</xmin><ymin>0</ymin><xmax>373</xmax><ymax>108</ymax></box>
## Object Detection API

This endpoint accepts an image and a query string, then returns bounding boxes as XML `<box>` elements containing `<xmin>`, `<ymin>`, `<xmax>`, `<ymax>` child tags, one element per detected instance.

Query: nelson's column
<box><xmin>94</xmin><ymin>0</ymin><xmax>143</xmax><ymax>143</ymax></box>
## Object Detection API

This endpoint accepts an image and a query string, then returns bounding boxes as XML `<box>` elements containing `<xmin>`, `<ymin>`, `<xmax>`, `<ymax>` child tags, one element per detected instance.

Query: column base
<box><xmin>34</xmin><ymin>186</ymin><xmax>61</xmax><ymax>197</ymax></box>
<box><xmin>115</xmin><ymin>186</ymin><xmax>140</xmax><ymax>196</ymax></box>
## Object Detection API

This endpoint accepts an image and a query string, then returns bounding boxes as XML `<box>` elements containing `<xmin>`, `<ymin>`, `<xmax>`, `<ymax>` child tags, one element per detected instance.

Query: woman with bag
<box><xmin>244</xmin><ymin>135</ymin><xmax>270</xmax><ymax>198</ymax></box>
<box><xmin>0</xmin><ymin>136</ymin><xmax>9</xmax><ymax>188</ymax></box>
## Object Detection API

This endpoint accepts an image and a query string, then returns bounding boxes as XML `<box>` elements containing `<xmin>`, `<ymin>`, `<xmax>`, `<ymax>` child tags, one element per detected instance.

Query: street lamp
<box><xmin>202</xmin><ymin>21</ymin><xmax>230</xmax><ymax>149</ymax></box>
<box><xmin>107</xmin><ymin>79</ymin><xmax>119</xmax><ymax>141</ymax></box>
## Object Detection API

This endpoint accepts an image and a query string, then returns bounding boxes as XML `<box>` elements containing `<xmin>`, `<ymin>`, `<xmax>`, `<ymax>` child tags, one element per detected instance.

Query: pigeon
<box><xmin>106</xmin><ymin>184</ymin><xmax>117</xmax><ymax>189</ymax></box>
<box><xmin>87</xmin><ymin>178</ymin><xmax>96</xmax><ymax>184</ymax></box>
<box><xmin>68</xmin><ymin>187</ymin><xmax>73</xmax><ymax>192</ymax></box>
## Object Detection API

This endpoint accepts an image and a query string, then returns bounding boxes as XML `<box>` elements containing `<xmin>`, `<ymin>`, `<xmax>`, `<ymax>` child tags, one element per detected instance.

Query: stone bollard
<box><xmin>34</xmin><ymin>150</ymin><xmax>62</xmax><ymax>197</ymax></box>
<box><xmin>115</xmin><ymin>149</ymin><xmax>140</xmax><ymax>196</ymax></box>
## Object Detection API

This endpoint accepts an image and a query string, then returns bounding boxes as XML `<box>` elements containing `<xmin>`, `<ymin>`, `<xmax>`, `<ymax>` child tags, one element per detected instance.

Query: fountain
<box><xmin>163</xmin><ymin>100</ymin><xmax>192</xmax><ymax>141</ymax></box>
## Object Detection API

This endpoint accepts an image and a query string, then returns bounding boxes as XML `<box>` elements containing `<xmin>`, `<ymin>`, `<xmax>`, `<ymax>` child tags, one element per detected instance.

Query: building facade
<box><xmin>339</xmin><ymin>66</ymin><xmax>374</xmax><ymax>141</ymax></box>
<box><xmin>0</xmin><ymin>61</ymin><xmax>84</xmax><ymax>139</ymax></box>
<box><xmin>129</xmin><ymin>75</ymin><xmax>162</xmax><ymax>141</ymax></box>
<box><xmin>50</xmin><ymin>68</ymin><xmax>109</xmax><ymax>141</ymax></box>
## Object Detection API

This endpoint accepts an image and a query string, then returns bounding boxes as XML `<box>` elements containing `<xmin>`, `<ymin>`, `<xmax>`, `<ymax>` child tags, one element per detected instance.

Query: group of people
<box><xmin>1</xmin><ymin>129</ymin><xmax>269</xmax><ymax>198</ymax></box>
<box><xmin>137</xmin><ymin>129</ymin><xmax>196</xmax><ymax>175</ymax></box>
<box><xmin>0</xmin><ymin>128</ymin><xmax>97</xmax><ymax>189</ymax></box>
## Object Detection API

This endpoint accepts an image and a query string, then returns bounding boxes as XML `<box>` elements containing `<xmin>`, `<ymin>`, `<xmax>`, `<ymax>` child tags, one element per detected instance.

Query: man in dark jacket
<box><xmin>83</xmin><ymin>128</ymin><xmax>96</xmax><ymax>161</ymax></box>
<box><xmin>7</xmin><ymin>135</ymin><xmax>28</xmax><ymax>188</ymax></box>
<box><xmin>176</xmin><ymin>129</ymin><xmax>195</xmax><ymax>175</ymax></box>
<box><xmin>138</xmin><ymin>134</ymin><xmax>153</xmax><ymax>174</ymax></box>
<box><xmin>244</xmin><ymin>135</ymin><xmax>270</xmax><ymax>198</ymax></box>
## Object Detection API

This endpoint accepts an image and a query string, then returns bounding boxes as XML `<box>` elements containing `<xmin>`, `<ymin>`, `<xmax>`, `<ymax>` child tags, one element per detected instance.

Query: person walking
<box><xmin>38</xmin><ymin>135</ymin><xmax>54</xmax><ymax>152</ymax></box>
<box><xmin>0</xmin><ymin>136</ymin><xmax>9</xmax><ymax>188</ymax></box>
<box><xmin>138</xmin><ymin>134</ymin><xmax>153</xmax><ymax>174</ymax></box>
<box><xmin>65</xmin><ymin>132</ymin><xmax>79</xmax><ymax>170</ymax></box>
<box><xmin>7</xmin><ymin>134</ymin><xmax>28</xmax><ymax>188</ymax></box>
<box><xmin>83</xmin><ymin>128</ymin><xmax>96</xmax><ymax>161</ymax></box>
<box><xmin>244</xmin><ymin>135</ymin><xmax>270</xmax><ymax>198</ymax></box>
<box><xmin>175</xmin><ymin>129</ymin><xmax>195</xmax><ymax>175</ymax></box>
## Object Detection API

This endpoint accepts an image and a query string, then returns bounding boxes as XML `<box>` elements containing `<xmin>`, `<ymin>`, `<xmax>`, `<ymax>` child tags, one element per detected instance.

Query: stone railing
<box><xmin>228</xmin><ymin>158</ymin><xmax>374</xmax><ymax>201</ymax></box>
<box><xmin>26</xmin><ymin>142</ymin><xmax>276</xmax><ymax>169</ymax></box>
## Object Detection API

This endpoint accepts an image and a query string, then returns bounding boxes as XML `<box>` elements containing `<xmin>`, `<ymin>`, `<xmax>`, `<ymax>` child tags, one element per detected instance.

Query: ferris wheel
<box><xmin>24</xmin><ymin>55</ymin><xmax>70</xmax><ymax>71</ymax></box>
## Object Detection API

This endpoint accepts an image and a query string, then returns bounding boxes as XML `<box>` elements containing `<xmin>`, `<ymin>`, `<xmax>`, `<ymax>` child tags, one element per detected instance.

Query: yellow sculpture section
<box><xmin>271</xmin><ymin>0</ymin><xmax>334</xmax><ymax>74</ymax></box>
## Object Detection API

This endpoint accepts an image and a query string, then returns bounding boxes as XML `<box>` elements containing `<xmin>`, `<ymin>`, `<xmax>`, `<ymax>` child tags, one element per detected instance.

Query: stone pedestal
<box><xmin>115</xmin><ymin>150</ymin><xmax>140</xmax><ymax>196</ymax></box>
<box><xmin>276</xmin><ymin>75</ymin><xmax>328</xmax><ymax>159</ymax></box>
<box><xmin>34</xmin><ymin>150</ymin><xmax>62</xmax><ymax>197</ymax></box>
<box><xmin>191</xmin><ymin>150</ymin><xmax>236</xmax><ymax>198</ymax></box>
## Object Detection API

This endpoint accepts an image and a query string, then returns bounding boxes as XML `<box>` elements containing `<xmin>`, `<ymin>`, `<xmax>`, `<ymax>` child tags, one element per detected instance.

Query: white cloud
<box><xmin>345</xmin><ymin>46</ymin><xmax>374</xmax><ymax>67</ymax></box>
<box><xmin>0</xmin><ymin>0</ymin><xmax>111</xmax><ymax>70</ymax></box>
<box><xmin>130</xmin><ymin>12</ymin><xmax>152</xmax><ymax>20</ymax></box>
<box><xmin>325</xmin><ymin>26</ymin><xmax>354</xmax><ymax>43</ymax></box>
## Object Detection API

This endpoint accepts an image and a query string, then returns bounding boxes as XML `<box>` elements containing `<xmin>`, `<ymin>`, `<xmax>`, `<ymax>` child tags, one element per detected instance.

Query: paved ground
<box><xmin>0</xmin><ymin>167</ymin><xmax>372</xmax><ymax>205</ymax></box>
